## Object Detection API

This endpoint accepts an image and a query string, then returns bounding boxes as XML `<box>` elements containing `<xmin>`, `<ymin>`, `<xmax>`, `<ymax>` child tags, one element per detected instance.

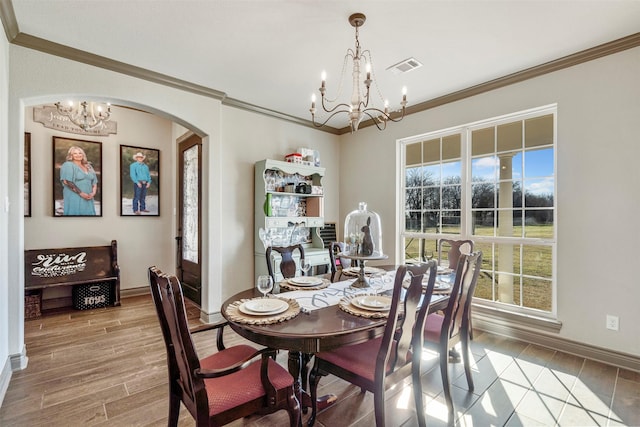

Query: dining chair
<box><xmin>328</xmin><ymin>241</ymin><xmax>352</xmax><ymax>282</ymax></box>
<box><xmin>148</xmin><ymin>266</ymin><xmax>300</xmax><ymax>427</ymax></box>
<box><xmin>266</xmin><ymin>244</ymin><xmax>306</xmax><ymax>282</ymax></box>
<box><xmin>423</xmin><ymin>251</ymin><xmax>482</xmax><ymax>424</ymax></box>
<box><xmin>437</xmin><ymin>238</ymin><xmax>476</xmax><ymax>340</ymax></box>
<box><xmin>437</xmin><ymin>238</ymin><xmax>474</xmax><ymax>270</ymax></box>
<box><xmin>308</xmin><ymin>260</ymin><xmax>438</xmax><ymax>427</ymax></box>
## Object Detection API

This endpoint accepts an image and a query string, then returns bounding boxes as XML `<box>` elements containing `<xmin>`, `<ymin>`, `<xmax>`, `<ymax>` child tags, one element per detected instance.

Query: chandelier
<box><xmin>309</xmin><ymin>13</ymin><xmax>407</xmax><ymax>133</ymax></box>
<box><xmin>54</xmin><ymin>101</ymin><xmax>112</xmax><ymax>131</ymax></box>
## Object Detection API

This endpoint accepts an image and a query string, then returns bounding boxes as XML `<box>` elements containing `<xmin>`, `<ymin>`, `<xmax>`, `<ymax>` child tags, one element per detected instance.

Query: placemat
<box><xmin>279</xmin><ymin>277</ymin><xmax>331</xmax><ymax>291</ymax></box>
<box><xmin>225</xmin><ymin>297</ymin><xmax>301</xmax><ymax>325</ymax></box>
<box><xmin>338</xmin><ymin>293</ymin><xmax>395</xmax><ymax>319</ymax></box>
<box><xmin>341</xmin><ymin>266</ymin><xmax>387</xmax><ymax>277</ymax></box>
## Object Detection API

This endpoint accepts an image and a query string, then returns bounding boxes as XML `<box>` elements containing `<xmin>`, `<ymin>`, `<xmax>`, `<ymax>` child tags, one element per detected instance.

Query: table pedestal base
<box><xmin>288</xmin><ymin>350</ymin><xmax>338</xmax><ymax>424</ymax></box>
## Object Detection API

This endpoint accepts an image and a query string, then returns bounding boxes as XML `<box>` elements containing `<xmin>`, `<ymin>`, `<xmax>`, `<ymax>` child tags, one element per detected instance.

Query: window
<box><xmin>400</xmin><ymin>106</ymin><xmax>556</xmax><ymax>317</ymax></box>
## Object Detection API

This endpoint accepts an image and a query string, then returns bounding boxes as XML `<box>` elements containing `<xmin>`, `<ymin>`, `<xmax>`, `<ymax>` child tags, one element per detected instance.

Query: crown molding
<box><xmin>0</xmin><ymin>0</ymin><xmax>18</xmax><ymax>41</ymax></box>
<box><xmin>341</xmin><ymin>32</ymin><xmax>640</xmax><ymax>135</ymax></box>
<box><xmin>2</xmin><ymin>1</ymin><xmax>638</xmax><ymax>136</ymax></box>
<box><xmin>222</xmin><ymin>97</ymin><xmax>341</xmax><ymax>135</ymax></box>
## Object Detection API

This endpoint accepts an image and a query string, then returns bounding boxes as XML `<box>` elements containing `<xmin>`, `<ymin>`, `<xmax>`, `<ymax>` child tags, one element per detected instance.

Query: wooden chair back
<box><xmin>328</xmin><ymin>241</ymin><xmax>352</xmax><ymax>282</ymax></box>
<box><xmin>266</xmin><ymin>244</ymin><xmax>305</xmax><ymax>281</ymax></box>
<box><xmin>443</xmin><ymin>251</ymin><xmax>482</xmax><ymax>343</ymax></box>
<box><xmin>148</xmin><ymin>267</ymin><xmax>206</xmax><ymax>420</ymax></box>
<box><xmin>437</xmin><ymin>238</ymin><xmax>474</xmax><ymax>269</ymax></box>
<box><xmin>382</xmin><ymin>261</ymin><xmax>438</xmax><ymax>384</ymax></box>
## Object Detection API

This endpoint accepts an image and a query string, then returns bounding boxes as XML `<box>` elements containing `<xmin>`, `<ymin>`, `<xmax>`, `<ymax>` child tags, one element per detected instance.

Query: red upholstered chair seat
<box><xmin>202</xmin><ymin>353</ymin><xmax>295</xmax><ymax>416</ymax></box>
<box><xmin>315</xmin><ymin>337</ymin><xmax>400</xmax><ymax>380</ymax></box>
<box><xmin>423</xmin><ymin>313</ymin><xmax>444</xmax><ymax>343</ymax></box>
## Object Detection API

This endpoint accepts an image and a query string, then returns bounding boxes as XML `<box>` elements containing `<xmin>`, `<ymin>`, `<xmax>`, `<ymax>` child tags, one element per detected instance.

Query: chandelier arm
<box><xmin>311</xmin><ymin>108</ymin><xmax>353</xmax><ymax>128</ymax></box>
<box><xmin>362</xmin><ymin>106</ymin><xmax>407</xmax><ymax>124</ymax></box>
<box><xmin>358</xmin><ymin>85</ymin><xmax>371</xmax><ymax>110</ymax></box>
<box><xmin>362</xmin><ymin>110</ymin><xmax>388</xmax><ymax>131</ymax></box>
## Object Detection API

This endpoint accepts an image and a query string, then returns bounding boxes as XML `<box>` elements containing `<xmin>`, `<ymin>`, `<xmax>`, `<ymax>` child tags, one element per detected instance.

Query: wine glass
<box><xmin>300</xmin><ymin>259</ymin><xmax>311</xmax><ymax>276</ymax></box>
<box><xmin>370</xmin><ymin>275</ymin><xmax>383</xmax><ymax>297</ymax></box>
<box><xmin>256</xmin><ymin>275</ymin><xmax>273</xmax><ymax>299</ymax></box>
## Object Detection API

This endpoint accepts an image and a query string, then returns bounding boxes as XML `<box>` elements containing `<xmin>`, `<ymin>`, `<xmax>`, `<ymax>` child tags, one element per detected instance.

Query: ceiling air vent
<box><xmin>386</xmin><ymin>57</ymin><xmax>423</xmax><ymax>75</ymax></box>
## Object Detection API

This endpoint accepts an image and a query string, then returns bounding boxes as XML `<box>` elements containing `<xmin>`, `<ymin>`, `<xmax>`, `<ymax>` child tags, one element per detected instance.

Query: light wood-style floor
<box><xmin>1</xmin><ymin>294</ymin><xmax>638</xmax><ymax>426</ymax></box>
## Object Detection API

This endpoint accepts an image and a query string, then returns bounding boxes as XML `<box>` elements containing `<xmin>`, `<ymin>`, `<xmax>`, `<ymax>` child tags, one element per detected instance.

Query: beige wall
<box><xmin>340</xmin><ymin>47</ymin><xmax>640</xmax><ymax>356</ymax></box>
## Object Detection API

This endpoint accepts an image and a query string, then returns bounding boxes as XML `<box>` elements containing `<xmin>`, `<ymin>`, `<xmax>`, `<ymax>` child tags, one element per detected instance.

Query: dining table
<box><xmin>220</xmin><ymin>266</ymin><xmax>451</xmax><ymax>422</ymax></box>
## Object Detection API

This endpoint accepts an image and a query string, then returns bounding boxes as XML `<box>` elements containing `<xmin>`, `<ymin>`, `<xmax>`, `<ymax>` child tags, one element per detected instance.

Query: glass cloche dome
<box><xmin>343</xmin><ymin>202</ymin><xmax>383</xmax><ymax>257</ymax></box>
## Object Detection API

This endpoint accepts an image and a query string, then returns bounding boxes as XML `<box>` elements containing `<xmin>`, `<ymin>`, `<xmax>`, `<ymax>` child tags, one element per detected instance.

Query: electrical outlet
<box><xmin>606</xmin><ymin>315</ymin><xmax>619</xmax><ymax>331</ymax></box>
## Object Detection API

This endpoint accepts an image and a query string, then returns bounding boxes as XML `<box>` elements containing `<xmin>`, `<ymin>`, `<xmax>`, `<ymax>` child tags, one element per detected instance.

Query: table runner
<box><xmin>273</xmin><ymin>270</ymin><xmax>448</xmax><ymax>313</ymax></box>
<box><xmin>273</xmin><ymin>271</ymin><xmax>396</xmax><ymax>311</ymax></box>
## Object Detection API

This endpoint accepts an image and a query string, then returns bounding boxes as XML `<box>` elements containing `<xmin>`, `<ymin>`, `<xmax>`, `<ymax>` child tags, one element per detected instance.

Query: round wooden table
<box><xmin>221</xmin><ymin>285</ymin><xmax>449</xmax><ymax>425</ymax></box>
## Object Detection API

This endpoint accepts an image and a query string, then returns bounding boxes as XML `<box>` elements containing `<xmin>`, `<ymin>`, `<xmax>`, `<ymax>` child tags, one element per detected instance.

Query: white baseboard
<box><xmin>10</xmin><ymin>346</ymin><xmax>28</xmax><ymax>371</ymax></box>
<box><xmin>0</xmin><ymin>357</ymin><xmax>12</xmax><ymax>407</ymax></box>
<box><xmin>474</xmin><ymin>310</ymin><xmax>640</xmax><ymax>373</ymax></box>
<box><xmin>121</xmin><ymin>287</ymin><xmax>150</xmax><ymax>298</ymax></box>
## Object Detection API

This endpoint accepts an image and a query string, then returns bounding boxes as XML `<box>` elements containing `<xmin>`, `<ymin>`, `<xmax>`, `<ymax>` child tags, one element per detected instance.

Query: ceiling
<box><xmin>6</xmin><ymin>1</ymin><xmax>640</xmax><ymax>133</ymax></box>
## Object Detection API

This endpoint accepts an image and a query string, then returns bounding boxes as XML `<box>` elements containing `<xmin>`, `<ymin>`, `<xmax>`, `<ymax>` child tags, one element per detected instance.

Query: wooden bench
<box><xmin>24</xmin><ymin>240</ymin><xmax>121</xmax><ymax>315</ymax></box>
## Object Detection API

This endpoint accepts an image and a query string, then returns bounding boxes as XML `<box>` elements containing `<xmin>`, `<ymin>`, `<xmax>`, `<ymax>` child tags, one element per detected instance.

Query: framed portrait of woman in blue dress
<box><xmin>53</xmin><ymin>136</ymin><xmax>102</xmax><ymax>217</ymax></box>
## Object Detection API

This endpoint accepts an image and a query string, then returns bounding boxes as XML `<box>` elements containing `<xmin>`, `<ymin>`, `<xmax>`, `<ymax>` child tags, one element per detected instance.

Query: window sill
<box><xmin>472</xmin><ymin>303</ymin><xmax>562</xmax><ymax>334</ymax></box>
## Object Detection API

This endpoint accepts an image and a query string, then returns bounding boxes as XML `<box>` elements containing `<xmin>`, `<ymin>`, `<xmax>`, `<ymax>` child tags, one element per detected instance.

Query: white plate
<box><xmin>437</xmin><ymin>266</ymin><xmax>453</xmax><ymax>275</ymax></box>
<box><xmin>343</xmin><ymin>266</ymin><xmax>386</xmax><ymax>276</ymax></box>
<box><xmin>434</xmin><ymin>281</ymin><xmax>451</xmax><ymax>291</ymax></box>
<box><xmin>239</xmin><ymin>298</ymin><xmax>289</xmax><ymax>315</ymax></box>
<box><xmin>288</xmin><ymin>277</ymin><xmax>323</xmax><ymax>286</ymax></box>
<box><xmin>351</xmin><ymin>295</ymin><xmax>392</xmax><ymax>311</ymax></box>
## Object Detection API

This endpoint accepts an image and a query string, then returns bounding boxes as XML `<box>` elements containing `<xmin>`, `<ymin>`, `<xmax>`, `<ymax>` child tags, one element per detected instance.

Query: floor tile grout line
<box><xmin>607</xmin><ymin>366</ymin><xmax>619</xmax><ymax>426</ymax></box>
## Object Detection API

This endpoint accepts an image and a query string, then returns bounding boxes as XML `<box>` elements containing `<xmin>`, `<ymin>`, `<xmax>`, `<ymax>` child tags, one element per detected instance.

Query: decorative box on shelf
<box><xmin>284</xmin><ymin>153</ymin><xmax>303</xmax><ymax>164</ymax></box>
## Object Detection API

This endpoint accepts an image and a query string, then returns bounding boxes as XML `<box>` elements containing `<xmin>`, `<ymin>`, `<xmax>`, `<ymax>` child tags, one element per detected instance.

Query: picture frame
<box><xmin>52</xmin><ymin>136</ymin><xmax>103</xmax><ymax>217</ymax></box>
<box><xmin>24</xmin><ymin>132</ymin><xmax>31</xmax><ymax>217</ymax></box>
<box><xmin>120</xmin><ymin>145</ymin><xmax>160</xmax><ymax>216</ymax></box>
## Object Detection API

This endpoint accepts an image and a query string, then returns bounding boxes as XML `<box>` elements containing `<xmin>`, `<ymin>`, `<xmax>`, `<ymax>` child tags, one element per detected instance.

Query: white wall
<box><xmin>24</xmin><ymin>106</ymin><xmax>175</xmax><ymax>297</ymax></box>
<box><xmin>0</xmin><ymin>22</ymin><xmax>11</xmax><ymax>403</ymax></box>
<box><xmin>340</xmin><ymin>47</ymin><xmax>640</xmax><ymax>357</ymax></box>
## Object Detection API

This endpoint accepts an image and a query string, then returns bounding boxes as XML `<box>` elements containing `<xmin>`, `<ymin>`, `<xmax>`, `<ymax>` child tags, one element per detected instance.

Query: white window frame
<box><xmin>397</xmin><ymin>104</ymin><xmax>557</xmax><ymax>319</ymax></box>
